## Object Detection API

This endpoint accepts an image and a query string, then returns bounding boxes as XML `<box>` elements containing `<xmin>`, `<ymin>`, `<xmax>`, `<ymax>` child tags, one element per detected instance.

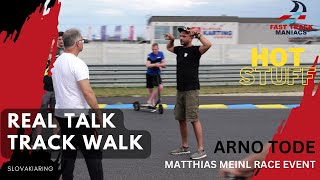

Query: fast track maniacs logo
<box><xmin>270</xmin><ymin>0</ymin><xmax>315</xmax><ymax>35</ymax></box>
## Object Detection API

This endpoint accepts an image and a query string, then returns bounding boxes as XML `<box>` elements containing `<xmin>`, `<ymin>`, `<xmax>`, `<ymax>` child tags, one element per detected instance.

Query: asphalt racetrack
<box><xmin>68</xmin><ymin>96</ymin><xmax>297</xmax><ymax>180</ymax></box>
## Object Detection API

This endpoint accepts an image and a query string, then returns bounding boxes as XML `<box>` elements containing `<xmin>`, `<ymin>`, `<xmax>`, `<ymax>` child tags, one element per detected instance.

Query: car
<box><xmin>83</xmin><ymin>39</ymin><xmax>89</xmax><ymax>43</ymax></box>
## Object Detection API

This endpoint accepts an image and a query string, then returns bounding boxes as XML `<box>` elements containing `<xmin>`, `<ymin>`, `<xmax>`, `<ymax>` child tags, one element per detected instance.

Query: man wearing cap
<box><xmin>165</xmin><ymin>26</ymin><xmax>212</xmax><ymax>160</ymax></box>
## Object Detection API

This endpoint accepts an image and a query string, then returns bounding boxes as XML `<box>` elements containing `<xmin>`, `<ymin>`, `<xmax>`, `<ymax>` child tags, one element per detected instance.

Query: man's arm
<box><xmin>155</xmin><ymin>59</ymin><xmax>167</xmax><ymax>71</ymax></box>
<box><xmin>193</xmin><ymin>31</ymin><xmax>212</xmax><ymax>55</ymax></box>
<box><xmin>219</xmin><ymin>143</ymin><xmax>270</xmax><ymax>179</ymax></box>
<box><xmin>159</xmin><ymin>59</ymin><xmax>166</xmax><ymax>68</ymax></box>
<box><xmin>146</xmin><ymin>60</ymin><xmax>166</xmax><ymax>68</ymax></box>
<box><xmin>146</xmin><ymin>60</ymin><xmax>157</xmax><ymax>68</ymax></box>
<box><xmin>164</xmin><ymin>33</ymin><xmax>175</xmax><ymax>53</ymax></box>
<box><xmin>78</xmin><ymin>79</ymin><xmax>102</xmax><ymax>124</ymax></box>
<box><xmin>160</xmin><ymin>52</ymin><xmax>167</xmax><ymax>68</ymax></box>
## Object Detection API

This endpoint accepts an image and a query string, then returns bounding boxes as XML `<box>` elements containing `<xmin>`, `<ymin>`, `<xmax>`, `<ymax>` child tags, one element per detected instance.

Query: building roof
<box><xmin>148</xmin><ymin>16</ymin><xmax>283</xmax><ymax>24</ymax></box>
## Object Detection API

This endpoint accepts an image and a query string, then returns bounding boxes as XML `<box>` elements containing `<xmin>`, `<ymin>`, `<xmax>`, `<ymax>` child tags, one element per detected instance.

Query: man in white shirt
<box><xmin>52</xmin><ymin>28</ymin><xmax>103</xmax><ymax>180</ymax></box>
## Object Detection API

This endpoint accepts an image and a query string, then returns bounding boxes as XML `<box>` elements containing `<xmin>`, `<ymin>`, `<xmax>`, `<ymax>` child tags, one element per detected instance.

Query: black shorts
<box><xmin>146</xmin><ymin>74</ymin><xmax>162</xmax><ymax>88</ymax></box>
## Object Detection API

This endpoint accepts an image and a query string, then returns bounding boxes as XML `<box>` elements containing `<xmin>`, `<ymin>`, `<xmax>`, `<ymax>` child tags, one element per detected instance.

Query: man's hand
<box><xmin>192</xmin><ymin>31</ymin><xmax>201</xmax><ymax>39</ymax></box>
<box><xmin>192</xmin><ymin>29</ymin><xmax>211</xmax><ymax>54</ymax></box>
<box><xmin>96</xmin><ymin>110</ymin><xmax>103</xmax><ymax>127</ymax></box>
<box><xmin>165</xmin><ymin>33</ymin><xmax>175</xmax><ymax>53</ymax></box>
<box><xmin>189</xmin><ymin>29</ymin><xmax>201</xmax><ymax>39</ymax></box>
<box><xmin>93</xmin><ymin>111</ymin><xmax>102</xmax><ymax>139</ymax></box>
<box><xmin>164</xmin><ymin>33</ymin><xmax>175</xmax><ymax>41</ymax></box>
<box><xmin>155</xmin><ymin>63</ymin><xmax>161</xmax><ymax>68</ymax></box>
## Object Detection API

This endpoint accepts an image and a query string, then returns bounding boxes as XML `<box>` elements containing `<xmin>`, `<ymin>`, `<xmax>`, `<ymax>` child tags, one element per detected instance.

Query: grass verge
<box><xmin>93</xmin><ymin>85</ymin><xmax>305</xmax><ymax>97</ymax></box>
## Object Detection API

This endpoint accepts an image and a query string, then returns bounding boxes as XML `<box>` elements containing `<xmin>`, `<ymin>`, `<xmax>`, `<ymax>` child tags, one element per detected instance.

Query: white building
<box><xmin>147</xmin><ymin>16</ymin><xmax>289</xmax><ymax>44</ymax></box>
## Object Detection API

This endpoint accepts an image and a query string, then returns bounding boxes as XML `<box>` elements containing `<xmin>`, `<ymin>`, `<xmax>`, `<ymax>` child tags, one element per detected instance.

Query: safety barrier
<box><xmin>88</xmin><ymin>64</ymin><xmax>319</xmax><ymax>87</ymax></box>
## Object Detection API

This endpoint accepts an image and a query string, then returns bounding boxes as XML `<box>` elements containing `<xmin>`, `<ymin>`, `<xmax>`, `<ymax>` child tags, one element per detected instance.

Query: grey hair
<box><xmin>62</xmin><ymin>28</ymin><xmax>82</xmax><ymax>49</ymax></box>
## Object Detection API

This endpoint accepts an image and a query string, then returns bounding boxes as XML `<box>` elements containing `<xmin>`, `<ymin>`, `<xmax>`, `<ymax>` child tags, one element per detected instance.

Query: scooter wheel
<box><xmin>158</xmin><ymin>104</ymin><xmax>164</xmax><ymax>114</ymax></box>
<box><xmin>133</xmin><ymin>101</ymin><xmax>140</xmax><ymax>111</ymax></box>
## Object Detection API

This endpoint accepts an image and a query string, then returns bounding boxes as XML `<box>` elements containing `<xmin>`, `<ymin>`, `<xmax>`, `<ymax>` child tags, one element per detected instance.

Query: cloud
<box><xmin>59</xmin><ymin>0</ymin><xmax>281</xmax><ymax>17</ymax></box>
<box><xmin>96</xmin><ymin>9</ymin><xmax>125</xmax><ymax>16</ymax></box>
<box><xmin>94</xmin><ymin>0</ymin><xmax>209</xmax><ymax>13</ymax></box>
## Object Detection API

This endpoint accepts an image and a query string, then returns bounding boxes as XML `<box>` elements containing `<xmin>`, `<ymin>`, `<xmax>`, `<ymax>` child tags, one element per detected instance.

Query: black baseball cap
<box><xmin>178</xmin><ymin>26</ymin><xmax>191</xmax><ymax>33</ymax></box>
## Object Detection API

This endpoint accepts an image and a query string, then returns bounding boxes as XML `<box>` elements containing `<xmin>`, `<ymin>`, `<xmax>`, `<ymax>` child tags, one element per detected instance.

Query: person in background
<box><xmin>145</xmin><ymin>43</ymin><xmax>166</xmax><ymax>106</ymax></box>
<box><xmin>52</xmin><ymin>28</ymin><xmax>103</xmax><ymax>180</ymax></box>
<box><xmin>36</xmin><ymin>31</ymin><xmax>64</xmax><ymax>137</ymax></box>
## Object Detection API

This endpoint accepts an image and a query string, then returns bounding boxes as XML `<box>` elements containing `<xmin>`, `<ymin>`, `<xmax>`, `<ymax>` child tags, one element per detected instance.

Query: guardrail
<box><xmin>88</xmin><ymin>64</ymin><xmax>319</xmax><ymax>87</ymax></box>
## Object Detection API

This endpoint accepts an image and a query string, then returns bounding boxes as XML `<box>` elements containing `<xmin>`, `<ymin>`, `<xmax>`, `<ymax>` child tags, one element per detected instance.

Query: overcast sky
<box><xmin>57</xmin><ymin>0</ymin><xmax>320</xmax><ymax>38</ymax></box>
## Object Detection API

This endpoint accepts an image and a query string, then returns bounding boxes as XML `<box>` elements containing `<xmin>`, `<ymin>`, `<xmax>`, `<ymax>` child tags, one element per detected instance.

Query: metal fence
<box><xmin>79</xmin><ymin>43</ymin><xmax>320</xmax><ymax>65</ymax></box>
<box><xmin>89</xmin><ymin>64</ymin><xmax>319</xmax><ymax>87</ymax></box>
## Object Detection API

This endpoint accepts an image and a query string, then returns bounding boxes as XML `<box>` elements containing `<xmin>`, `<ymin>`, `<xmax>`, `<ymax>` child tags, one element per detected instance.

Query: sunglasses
<box><xmin>77</xmin><ymin>39</ymin><xmax>85</xmax><ymax>43</ymax></box>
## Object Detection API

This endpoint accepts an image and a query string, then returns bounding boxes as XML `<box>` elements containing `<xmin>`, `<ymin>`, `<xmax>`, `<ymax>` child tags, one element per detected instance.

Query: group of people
<box><xmin>37</xmin><ymin>27</ymin><xmax>257</xmax><ymax>180</ymax></box>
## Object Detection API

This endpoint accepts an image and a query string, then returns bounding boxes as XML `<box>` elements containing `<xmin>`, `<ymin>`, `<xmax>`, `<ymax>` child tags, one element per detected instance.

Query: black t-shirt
<box><xmin>43</xmin><ymin>75</ymin><xmax>53</xmax><ymax>91</ymax></box>
<box><xmin>174</xmin><ymin>46</ymin><xmax>202</xmax><ymax>91</ymax></box>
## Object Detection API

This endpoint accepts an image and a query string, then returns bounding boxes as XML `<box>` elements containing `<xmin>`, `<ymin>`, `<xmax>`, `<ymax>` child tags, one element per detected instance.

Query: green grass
<box><xmin>93</xmin><ymin>85</ymin><xmax>305</xmax><ymax>97</ymax></box>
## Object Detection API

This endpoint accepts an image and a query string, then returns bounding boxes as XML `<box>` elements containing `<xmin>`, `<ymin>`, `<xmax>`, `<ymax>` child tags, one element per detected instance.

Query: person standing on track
<box><xmin>52</xmin><ymin>28</ymin><xmax>103</xmax><ymax>180</ymax></box>
<box><xmin>165</xmin><ymin>26</ymin><xmax>212</xmax><ymax>160</ymax></box>
<box><xmin>36</xmin><ymin>31</ymin><xmax>64</xmax><ymax>138</ymax></box>
<box><xmin>145</xmin><ymin>43</ymin><xmax>166</xmax><ymax>106</ymax></box>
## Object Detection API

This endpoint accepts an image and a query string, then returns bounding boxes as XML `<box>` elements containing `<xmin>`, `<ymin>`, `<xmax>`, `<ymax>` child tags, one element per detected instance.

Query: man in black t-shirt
<box><xmin>165</xmin><ymin>26</ymin><xmax>212</xmax><ymax>160</ymax></box>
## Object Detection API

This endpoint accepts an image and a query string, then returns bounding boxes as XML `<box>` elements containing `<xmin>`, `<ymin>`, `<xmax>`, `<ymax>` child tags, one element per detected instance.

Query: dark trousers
<box><xmin>56</xmin><ymin>116</ymin><xmax>103</xmax><ymax>180</ymax></box>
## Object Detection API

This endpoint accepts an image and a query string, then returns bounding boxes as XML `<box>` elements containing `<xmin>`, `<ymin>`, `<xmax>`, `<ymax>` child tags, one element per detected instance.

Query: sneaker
<box><xmin>190</xmin><ymin>150</ymin><xmax>207</xmax><ymax>160</ymax></box>
<box><xmin>147</xmin><ymin>100</ymin><xmax>153</xmax><ymax>106</ymax></box>
<box><xmin>170</xmin><ymin>146</ymin><xmax>190</xmax><ymax>155</ymax></box>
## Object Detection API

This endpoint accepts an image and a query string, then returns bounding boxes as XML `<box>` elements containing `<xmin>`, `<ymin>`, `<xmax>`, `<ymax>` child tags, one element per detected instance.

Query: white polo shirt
<box><xmin>51</xmin><ymin>52</ymin><xmax>90</xmax><ymax>117</ymax></box>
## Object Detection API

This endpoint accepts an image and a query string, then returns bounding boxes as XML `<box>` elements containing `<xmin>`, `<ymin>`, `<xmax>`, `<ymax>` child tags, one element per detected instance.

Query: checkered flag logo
<box><xmin>278</xmin><ymin>0</ymin><xmax>307</xmax><ymax>24</ymax></box>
